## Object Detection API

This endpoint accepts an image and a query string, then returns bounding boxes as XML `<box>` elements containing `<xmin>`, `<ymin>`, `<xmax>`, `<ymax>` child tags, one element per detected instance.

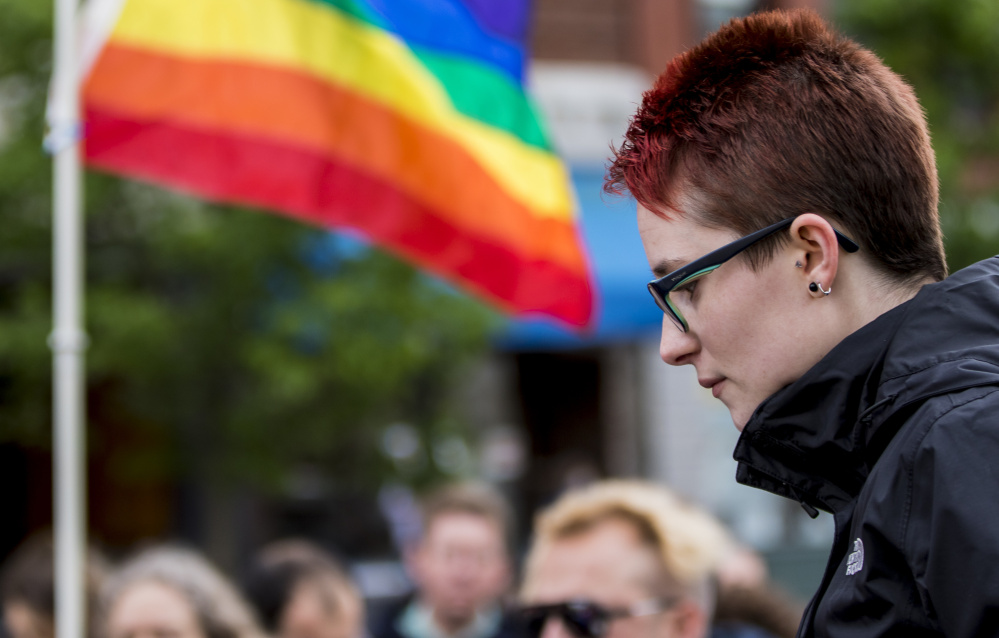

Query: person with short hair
<box><xmin>99</xmin><ymin>545</ymin><xmax>267</xmax><ymax>638</ymax></box>
<box><xmin>1</xmin><ymin>536</ymin><xmax>57</xmax><ymax>638</ymax></box>
<box><xmin>373</xmin><ymin>483</ymin><xmax>516</xmax><ymax>638</ymax></box>
<box><xmin>518</xmin><ymin>479</ymin><xmax>785</xmax><ymax>638</ymax></box>
<box><xmin>243</xmin><ymin>539</ymin><xmax>364</xmax><ymax>638</ymax></box>
<box><xmin>607</xmin><ymin>8</ymin><xmax>999</xmax><ymax>637</ymax></box>
<box><xmin>0</xmin><ymin>533</ymin><xmax>107</xmax><ymax>638</ymax></box>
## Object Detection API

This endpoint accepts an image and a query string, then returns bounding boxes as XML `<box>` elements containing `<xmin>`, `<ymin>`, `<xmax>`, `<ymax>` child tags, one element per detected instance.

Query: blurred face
<box><xmin>638</xmin><ymin>202</ymin><xmax>815</xmax><ymax>430</ymax></box>
<box><xmin>3</xmin><ymin>600</ymin><xmax>54</xmax><ymax>638</ymax></box>
<box><xmin>521</xmin><ymin>518</ymin><xmax>700</xmax><ymax>638</ymax></box>
<box><xmin>106</xmin><ymin>581</ymin><xmax>206</xmax><ymax>638</ymax></box>
<box><xmin>280</xmin><ymin>578</ymin><xmax>363</xmax><ymax>638</ymax></box>
<box><xmin>412</xmin><ymin>512</ymin><xmax>510</xmax><ymax>630</ymax></box>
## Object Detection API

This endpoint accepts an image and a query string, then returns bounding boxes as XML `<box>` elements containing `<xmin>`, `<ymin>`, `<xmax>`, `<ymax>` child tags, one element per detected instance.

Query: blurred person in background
<box><xmin>372</xmin><ymin>483</ymin><xmax>517</xmax><ymax>638</ymax></box>
<box><xmin>98</xmin><ymin>545</ymin><xmax>266</xmax><ymax>638</ymax></box>
<box><xmin>1</xmin><ymin>532</ymin><xmax>107</xmax><ymax>638</ymax></box>
<box><xmin>243</xmin><ymin>539</ymin><xmax>364</xmax><ymax>638</ymax></box>
<box><xmin>518</xmin><ymin>480</ymin><xmax>795</xmax><ymax>638</ymax></box>
<box><xmin>712</xmin><ymin>549</ymin><xmax>800</xmax><ymax>638</ymax></box>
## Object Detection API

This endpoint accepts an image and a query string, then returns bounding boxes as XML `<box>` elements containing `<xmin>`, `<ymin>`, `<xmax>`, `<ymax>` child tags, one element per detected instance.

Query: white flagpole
<box><xmin>48</xmin><ymin>0</ymin><xmax>86</xmax><ymax>635</ymax></box>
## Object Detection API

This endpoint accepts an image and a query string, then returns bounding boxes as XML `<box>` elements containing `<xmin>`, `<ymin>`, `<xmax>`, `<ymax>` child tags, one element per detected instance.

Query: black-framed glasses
<box><xmin>647</xmin><ymin>216</ymin><xmax>860</xmax><ymax>332</ymax></box>
<box><xmin>516</xmin><ymin>598</ymin><xmax>676</xmax><ymax>638</ymax></box>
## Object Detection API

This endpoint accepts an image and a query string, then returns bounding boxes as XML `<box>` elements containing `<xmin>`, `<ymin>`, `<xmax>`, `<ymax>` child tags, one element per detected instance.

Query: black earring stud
<box><xmin>809</xmin><ymin>282</ymin><xmax>818</xmax><ymax>293</ymax></box>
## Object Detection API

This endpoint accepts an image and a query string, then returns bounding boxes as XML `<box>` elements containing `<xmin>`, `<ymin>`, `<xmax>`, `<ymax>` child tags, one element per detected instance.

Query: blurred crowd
<box><xmin>0</xmin><ymin>480</ymin><xmax>802</xmax><ymax>638</ymax></box>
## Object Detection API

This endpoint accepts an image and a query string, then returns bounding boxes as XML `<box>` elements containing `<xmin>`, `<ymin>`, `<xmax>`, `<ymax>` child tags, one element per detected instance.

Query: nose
<box><xmin>659</xmin><ymin>315</ymin><xmax>698</xmax><ymax>365</ymax></box>
<box><xmin>539</xmin><ymin>617</ymin><xmax>571</xmax><ymax>638</ymax></box>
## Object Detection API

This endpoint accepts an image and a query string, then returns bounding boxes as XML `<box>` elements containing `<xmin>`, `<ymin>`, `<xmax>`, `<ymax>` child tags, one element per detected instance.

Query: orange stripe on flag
<box><xmin>83</xmin><ymin>43</ymin><xmax>586</xmax><ymax>274</ymax></box>
<box><xmin>84</xmin><ymin>106</ymin><xmax>594</xmax><ymax>325</ymax></box>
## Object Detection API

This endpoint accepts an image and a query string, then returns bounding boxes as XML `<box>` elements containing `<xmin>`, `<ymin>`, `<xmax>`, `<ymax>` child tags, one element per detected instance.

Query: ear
<box><xmin>790</xmin><ymin>213</ymin><xmax>841</xmax><ymax>296</ymax></box>
<box><xmin>667</xmin><ymin>599</ymin><xmax>709</xmax><ymax>638</ymax></box>
<box><xmin>494</xmin><ymin>552</ymin><xmax>513</xmax><ymax>594</ymax></box>
<box><xmin>403</xmin><ymin>543</ymin><xmax>425</xmax><ymax>585</ymax></box>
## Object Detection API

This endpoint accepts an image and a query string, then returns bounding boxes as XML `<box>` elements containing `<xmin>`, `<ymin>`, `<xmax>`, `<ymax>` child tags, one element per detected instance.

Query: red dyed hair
<box><xmin>606</xmin><ymin>9</ymin><xmax>946</xmax><ymax>282</ymax></box>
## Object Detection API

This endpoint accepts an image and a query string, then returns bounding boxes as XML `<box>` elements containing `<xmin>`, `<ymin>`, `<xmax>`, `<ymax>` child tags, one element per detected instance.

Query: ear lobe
<box><xmin>670</xmin><ymin>599</ymin><xmax>708</xmax><ymax>638</ymax></box>
<box><xmin>790</xmin><ymin>213</ymin><xmax>840</xmax><ymax>293</ymax></box>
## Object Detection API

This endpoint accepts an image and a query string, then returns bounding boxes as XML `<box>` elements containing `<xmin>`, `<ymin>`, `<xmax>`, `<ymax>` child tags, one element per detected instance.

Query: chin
<box><xmin>727</xmin><ymin>405</ymin><xmax>750</xmax><ymax>432</ymax></box>
<box><xmin>729</xmin><ymin>394</ymin><xmax>770</xmax><ymax>431</ymax></box>
<box><xmin>441</xmin><ymin>605</ymin><xmax>477</xmax><ymax>623</ymax></box>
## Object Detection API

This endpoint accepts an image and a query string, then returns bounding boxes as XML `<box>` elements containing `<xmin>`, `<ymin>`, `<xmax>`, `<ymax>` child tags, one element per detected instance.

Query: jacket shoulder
<box><xmin>892</xmin><ymin>385</ymin><xmax>999</xmax><ymax>637</ymax></box>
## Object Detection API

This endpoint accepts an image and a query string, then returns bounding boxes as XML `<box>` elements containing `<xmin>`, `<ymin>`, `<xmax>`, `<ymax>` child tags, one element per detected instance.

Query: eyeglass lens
<box><xmin>522</xmin><ymin>602</ymin><xmax>608</xmax><ymax>638</ymax></box>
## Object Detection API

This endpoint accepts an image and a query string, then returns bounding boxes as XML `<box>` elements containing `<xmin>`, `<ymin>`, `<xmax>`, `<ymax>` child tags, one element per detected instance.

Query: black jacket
<box><xmin>734</xmin><ymin>257</ymin><xmax>999</xmax><ymax>637</ymax></box>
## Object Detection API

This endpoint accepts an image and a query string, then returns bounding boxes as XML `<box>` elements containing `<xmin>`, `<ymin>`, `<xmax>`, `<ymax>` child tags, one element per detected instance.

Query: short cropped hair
<box><xmin>420</xmin><ymin>482</ymin><xmax>513</xmax><ymax>551</ymax></box>
<box><xmin>522</xmin><ymin>480</ymin><xmax>732</xmax><ymax>614</ymax></box>
<box><xmin>99</xmin><ymin>546</ymin><xmax>267</xmax><ymax>638</ymax></box>
<box><xmin>606</xmin><ymin>9</ymin><xmax>946</xmax><ymax>284</ymax></box>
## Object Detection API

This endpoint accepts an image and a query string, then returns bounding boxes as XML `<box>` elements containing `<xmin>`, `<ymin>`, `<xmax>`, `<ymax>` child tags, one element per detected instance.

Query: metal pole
<box><xmin>49</xmin><ymin>0</ymin><xmax>86</xmax><ymax>636</ymax></box>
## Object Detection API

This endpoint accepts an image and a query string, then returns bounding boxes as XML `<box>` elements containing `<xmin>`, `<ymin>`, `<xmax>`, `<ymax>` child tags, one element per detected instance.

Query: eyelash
<box><xmin>675</xmin><ymin>279</ymin><xmax>699</xmax><ymax>296</ymax></box>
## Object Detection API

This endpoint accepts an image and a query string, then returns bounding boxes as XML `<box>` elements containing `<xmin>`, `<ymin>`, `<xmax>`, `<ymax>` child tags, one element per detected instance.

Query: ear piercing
<box><xmin>809</xmin><ymin>281</ymin><xmax>831</xmax><ymax>296</ymax></box>
<box><xmin>799</xmin><ymin>261</ymin><xmax>830</xmax><ymax>295</ymax></box>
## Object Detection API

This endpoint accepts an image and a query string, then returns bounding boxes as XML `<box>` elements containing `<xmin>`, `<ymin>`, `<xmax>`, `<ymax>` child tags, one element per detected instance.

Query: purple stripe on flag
<box><xmin>459</xmin><ymin>0</ymin><xmax>532</xmax><ymax>43</ymax></box>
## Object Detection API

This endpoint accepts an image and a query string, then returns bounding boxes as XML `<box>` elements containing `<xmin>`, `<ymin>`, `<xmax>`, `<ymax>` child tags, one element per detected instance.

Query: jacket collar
<box><xmin>733</xmin><ymin>257</ymin><xmax>999</xmax><ymax>514</ymax></box>
<box><xmin>733</xmin><ymin>302</ymin><xmax>907</xmax><ymax>514</ymax></box>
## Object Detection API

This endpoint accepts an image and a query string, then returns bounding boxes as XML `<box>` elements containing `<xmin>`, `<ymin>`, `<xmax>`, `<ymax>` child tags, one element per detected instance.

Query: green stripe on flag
<box><xmin>414</xmin><ymin>48</ymin><xmax>552</xmax><ymax>151</ymax></box>
<box><xmin>309</xmin><ymin>0</ymin><xmax>550</xmax><ymax>150</ymax></box>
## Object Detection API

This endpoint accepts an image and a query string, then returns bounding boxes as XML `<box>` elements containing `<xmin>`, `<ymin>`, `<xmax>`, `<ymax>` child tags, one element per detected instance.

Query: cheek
<box><xmin>698</xmin><ymin>284</ymin><xmax>767</xmax><ymax>354</ymax></box>
<box><xmin>700</xmin><ymin>270</ymin><xmax>799</xmax><ymax>371</ymax></box>
<box><xmin>610</xmin><ymin>615</ymin><xmax>660</xmax><ymax>638</ymax></box>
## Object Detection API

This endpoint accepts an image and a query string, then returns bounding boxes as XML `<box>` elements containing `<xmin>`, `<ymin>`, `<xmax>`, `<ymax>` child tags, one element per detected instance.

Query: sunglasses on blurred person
<box><xmin>516</xmin><ymin>598</ymin><xmax>677</xmax><ymax>638</ymax></box>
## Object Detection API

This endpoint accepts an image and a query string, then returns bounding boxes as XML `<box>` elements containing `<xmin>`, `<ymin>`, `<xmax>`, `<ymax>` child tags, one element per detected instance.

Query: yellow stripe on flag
<box><xmin>106</xmin><ymin>0</ymin><xmax>574</xmax><ymax>220</ymax></box>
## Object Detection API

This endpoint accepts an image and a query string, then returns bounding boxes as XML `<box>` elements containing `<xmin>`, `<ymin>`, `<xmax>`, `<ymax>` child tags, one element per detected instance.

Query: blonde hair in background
<box><xmin>99</xmin><ymin>545</ymin><xmax>268</xmax><ymax>638</ymax></box>
<box><xmin>522</xmin><ymin>480</ymin><xmax>734</xmax><ymax>614</ymax></box>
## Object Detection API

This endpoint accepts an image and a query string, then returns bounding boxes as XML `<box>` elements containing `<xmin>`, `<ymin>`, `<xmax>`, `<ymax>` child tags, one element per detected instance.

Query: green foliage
<box><xmin>836</xmin><ymin>0</ymin><xmax>999</xmax><ymax>270</ymax></box>
<box><xmin>0</xmin><ymin>0</ymin><xmax>499</xmax><ymax>493</ymax></box>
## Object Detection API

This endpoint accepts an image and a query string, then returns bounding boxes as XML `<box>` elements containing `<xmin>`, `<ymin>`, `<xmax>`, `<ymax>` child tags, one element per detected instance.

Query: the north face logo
<box><xmin>846</xmin><ymin>538</ymin><xmax>864</xmax><ymax>576</ymax></box>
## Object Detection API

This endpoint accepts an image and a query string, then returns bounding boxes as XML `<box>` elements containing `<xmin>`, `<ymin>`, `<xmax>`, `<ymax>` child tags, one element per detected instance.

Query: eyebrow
<box><xmin>651</xmin><ymin>259</ymin><xmax>686</xmax><ymax>279</ymax></box>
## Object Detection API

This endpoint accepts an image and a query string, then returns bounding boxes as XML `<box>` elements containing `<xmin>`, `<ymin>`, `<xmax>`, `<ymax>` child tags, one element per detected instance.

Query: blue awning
<box><xmin>495</xmin><ymin>166</ymin><xmax>663</xmax><ymax>350</ymax></box>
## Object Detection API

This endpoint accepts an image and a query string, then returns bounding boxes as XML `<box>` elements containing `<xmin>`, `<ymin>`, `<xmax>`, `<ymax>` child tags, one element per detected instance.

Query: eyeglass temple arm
<box><xmin>834</xmin><ymin>229</ymin><xmax>860</xmax><ymax>253</ymax></box>
<box><xmin>621</xmin><ymin>597</ymin><xmax>681</xmax><ymax>618</ymax></box>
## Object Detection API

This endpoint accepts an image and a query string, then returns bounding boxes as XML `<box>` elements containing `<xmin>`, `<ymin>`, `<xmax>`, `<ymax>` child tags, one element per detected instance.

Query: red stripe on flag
<box><xmin>84</xmin><ymin>107</ymin><xmax>595</xmax><ymax>326</ymax></box>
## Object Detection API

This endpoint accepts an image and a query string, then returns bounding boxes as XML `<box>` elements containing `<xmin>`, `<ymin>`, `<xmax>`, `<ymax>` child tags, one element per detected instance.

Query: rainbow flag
<box><xmin>81</xmin><ymin>0</ymin><xmax>595</xmax><ymax>327</ymax></box>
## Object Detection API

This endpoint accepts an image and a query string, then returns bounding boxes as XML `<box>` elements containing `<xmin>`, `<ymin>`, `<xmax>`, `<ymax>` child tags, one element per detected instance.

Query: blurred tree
<box><xmin>836</xmin><ymin>0</ymin><xmax>999</xmax><ymax>270</ymax></box>
<box><xmin>0</xmin><ymin>0</ymin><xmax>498</xmax><ymax>512</ymax></box>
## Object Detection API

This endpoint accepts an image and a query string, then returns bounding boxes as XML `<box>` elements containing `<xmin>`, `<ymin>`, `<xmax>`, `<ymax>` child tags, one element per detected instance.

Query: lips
<box><xmin>699</xmin><ymin>377</ymin><xmax>725</xmax><ymax>398</ymax></box>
